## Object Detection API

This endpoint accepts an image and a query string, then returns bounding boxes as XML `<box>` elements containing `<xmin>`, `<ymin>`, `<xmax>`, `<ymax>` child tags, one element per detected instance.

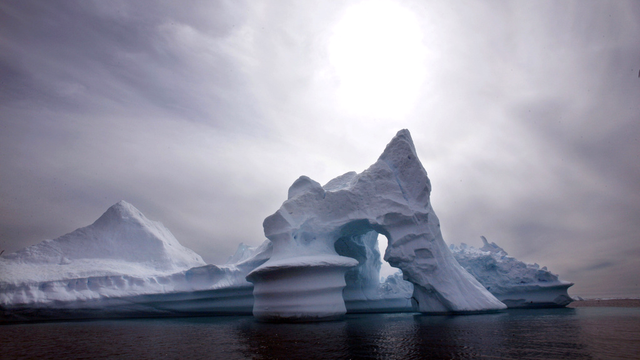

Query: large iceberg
<box><xmin>0</xmin><ymin>201</ymin><xmax>270</xmax><ymax>320</ymax></box>
<box><xmin>247</xmin><ymin>129</ymin><xmax>506</xmax><ymax>321</ymax></box>
<box><xmin>450</xmin><ymin>236</ymin><xmax>573</xmax><ymax>308</ymax></box>
<box><xmin>2</xmin><ymin>130</ymin><xmax>577</xmax><ymax>322</ymax></box>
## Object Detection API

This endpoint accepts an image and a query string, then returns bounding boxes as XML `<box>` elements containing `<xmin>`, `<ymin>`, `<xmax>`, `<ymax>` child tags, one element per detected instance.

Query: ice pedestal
<box><xmin>247</xmin><ymin>255</ymin><xmax>357</xmax><ymax>321</ymax></box>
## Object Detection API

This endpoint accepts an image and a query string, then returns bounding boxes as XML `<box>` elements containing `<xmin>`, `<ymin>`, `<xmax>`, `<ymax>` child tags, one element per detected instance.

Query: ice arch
<box><xmin>334</xmin><ymin>231</ymin><xmax>382</xmax><ymax>304</ymax></box>
<box><xmin>247</xmin><ymin>130</ymin><xmax>506</xmax><ymax>321</ymax></box>
<box><xmin>335</xmin><ymin>230</ymin><xmax>413</xmax><ymax>313</ymax></box>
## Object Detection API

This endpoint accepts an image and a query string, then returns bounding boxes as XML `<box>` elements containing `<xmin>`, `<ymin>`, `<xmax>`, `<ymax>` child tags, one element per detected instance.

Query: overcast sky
<box><xmin>1</xmin><ymin>0</ymin><xmax>639</xmax><ymax>298</ymax></box>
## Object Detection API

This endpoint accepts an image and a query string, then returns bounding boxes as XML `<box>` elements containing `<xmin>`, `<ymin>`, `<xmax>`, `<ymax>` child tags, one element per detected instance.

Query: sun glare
<box><xmin>329</xmin><ymin>0</ymin><xmax>426</xmax><ymax>118</ymax></box>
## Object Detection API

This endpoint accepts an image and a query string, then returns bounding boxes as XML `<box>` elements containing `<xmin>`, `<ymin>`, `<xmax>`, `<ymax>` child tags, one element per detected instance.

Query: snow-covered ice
<box><xmin>247</xmin><ymin>129</ymin><xmax>506</xmax><ymax>320</ymax></box>
<box><xmin>1</xmin><ymin>200</ymin><xmax>205</xmax><ymax>283</ymax></box>
<box><xmin>0</xmin><ymin>202</ymin><xmax>270</xmax><ymax>317</ymax></box>
<box><xmin>367</xmin><ymin>235</ymin><xmax>576</xmax><ymax>309</ymax></box>
<box><xmin>450</xmin><ymin>236</ymin><xmax>573</xmax><ymax>308</ymax></box>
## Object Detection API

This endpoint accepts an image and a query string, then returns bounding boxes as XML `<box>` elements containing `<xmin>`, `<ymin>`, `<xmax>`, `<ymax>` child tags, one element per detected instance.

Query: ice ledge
<box><xmin>247</xmin><ymin>255</ymin><xmax>358</xmax><ymax>279</ymax></box>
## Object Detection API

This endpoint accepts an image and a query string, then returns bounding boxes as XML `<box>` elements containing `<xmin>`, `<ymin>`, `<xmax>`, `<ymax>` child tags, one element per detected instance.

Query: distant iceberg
<box><xmin>449</xmin><ymin>236</ymin><xmax>573</xmax><ymax>308</ymax></box>
<box><xmin>340</xmin><ymin>235</ymin><xmax>576</xmax><ymax>311</ymax></box>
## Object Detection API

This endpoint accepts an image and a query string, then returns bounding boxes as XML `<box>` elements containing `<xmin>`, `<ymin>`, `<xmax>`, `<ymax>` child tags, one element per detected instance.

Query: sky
<box><xmin>1</xmin><ymin>0</ymin><xmax>639</xmax><ymax>299</ymax></box>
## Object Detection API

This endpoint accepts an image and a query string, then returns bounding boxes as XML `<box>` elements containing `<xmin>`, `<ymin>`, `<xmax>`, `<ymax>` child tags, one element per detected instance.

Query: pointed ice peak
<box><xmin>112</xmin><ymin>200</ymin><xmax>137</xmax><ymax>211</ymax></box>
<box><xmin>2</xmin><ymin>201</ymin><xmax>205</xmax><ymax>272</ymax></box>
<box><xmin>376</xmin><ymin>129</ymin><xmax>431</xmax><ymax>205</ymax></box>
<box><xmin>479</xmin><ymin>236</ymin><xmax>507</xmax><ymax>254</ymax></box>
<box><xmin>378</xmin><ymin>129</ymin><xmax>418</xmax><ymax>163</ymax></box>
<box><xmin>106</xmin><ymin>200</ymin><xmax>143</xmax><ymax>218</ymax></box>
<box><xmin>93</xmin><ymin>200</ymin><xmax>147</xmax><ymax>228</ymax></box>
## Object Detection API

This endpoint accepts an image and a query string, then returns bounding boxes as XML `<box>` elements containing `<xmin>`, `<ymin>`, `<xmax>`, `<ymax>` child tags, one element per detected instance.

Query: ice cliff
<box><xmin>247</xmin><ymin>129</ymin><xmax>506</xmax><ymax>321</ymax></box>
<box><xmin>450</xmin><ymin>236</ymin><xmax>573</xmax><ymax>308</ymax></box>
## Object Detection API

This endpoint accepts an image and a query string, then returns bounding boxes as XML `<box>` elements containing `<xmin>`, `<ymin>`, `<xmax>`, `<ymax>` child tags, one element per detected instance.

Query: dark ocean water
<box><xmin>1</xmin><ymin>307</ymin><xmax>639</xmax><ymax>360</ymax></box>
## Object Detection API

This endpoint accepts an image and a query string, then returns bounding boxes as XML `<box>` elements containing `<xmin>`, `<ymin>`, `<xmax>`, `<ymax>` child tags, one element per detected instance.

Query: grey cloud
<box><xmin>1</xmin><ymin>0</ymin><xmax>639</xmax><ymax>298</ymax></box>
<box><xmin>582</xmin><ymin>261</ymin><xmax>616</xmax><ymax>272</ymax></box>
<box><xmin>0</xmin><ymin>0</ymin><xmax>261</xmax><ymax>129</ymax></box>
<box><xmin>0</xmin><ymin>0</ymin><xmax>267</xmax><ymax>261</ymax></box>
<box><xmin>408</xmin><ymin>0</ymin><xmax>640</xmax><ymax>298</ymax></box>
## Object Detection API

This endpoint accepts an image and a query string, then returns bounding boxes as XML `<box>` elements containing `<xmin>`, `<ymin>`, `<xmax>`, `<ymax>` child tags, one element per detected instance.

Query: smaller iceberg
<box><xmin>0</xmin><ymin>201</ymin><xmax>272</xmax><ymax>320</ymax></box>
<box><xmin>450</xmin><ymin>236</ymin><xmax>574</xmax><ymax>308</ymax></box>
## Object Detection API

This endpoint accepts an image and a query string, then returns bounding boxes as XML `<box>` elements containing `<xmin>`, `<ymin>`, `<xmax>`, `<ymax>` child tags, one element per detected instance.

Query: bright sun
<box><xmin>329</xmin><ymin>0</ymin><xmax>426</xmax><ymax>118</ymax></box>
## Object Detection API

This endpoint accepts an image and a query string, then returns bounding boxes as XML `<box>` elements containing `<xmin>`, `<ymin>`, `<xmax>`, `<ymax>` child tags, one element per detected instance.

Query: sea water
<box><xmin>1</xmin><ymin>307</ymin><xmax>639</xmax><ymax>359</ymax></box>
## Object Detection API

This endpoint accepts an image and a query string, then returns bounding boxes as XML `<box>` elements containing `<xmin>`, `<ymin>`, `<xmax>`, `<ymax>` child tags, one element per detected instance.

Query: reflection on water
<box><xmin>236</xmin><ymin>310</ymin><xmax>596</xmax><ymax>359</ymax></box>
<box><xmin>1</xmin><ymin>308</ymin><xmax>639</xmax><ymax>359</ymax></box>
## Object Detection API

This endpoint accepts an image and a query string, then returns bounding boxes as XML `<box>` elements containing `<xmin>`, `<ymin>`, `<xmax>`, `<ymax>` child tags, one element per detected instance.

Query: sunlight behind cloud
<box><xmin>328</xmin><ymin>0</ymin><xmax>426</xmax><ymax>118</ymax></box>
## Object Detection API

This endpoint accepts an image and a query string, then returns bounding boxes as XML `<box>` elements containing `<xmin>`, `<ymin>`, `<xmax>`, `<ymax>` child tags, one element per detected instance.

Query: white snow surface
<box><xmin>249</xmin><ymin>129</ymin><xmax>506</xmax><ymax>318</ymax></box>
<box><xmin>450</xmin><ymin>236</ymin><xmax>573</xmax><ymax>307</ymax></box>
<box><xmin>1</xmin><ymin>201</ymin><xmax>205</xmax><ymax>282</ymax></box>
<box><xmin>0</xmin><ymin>202</ymin><xmax>273</xmax><ymax>307</ymax></box>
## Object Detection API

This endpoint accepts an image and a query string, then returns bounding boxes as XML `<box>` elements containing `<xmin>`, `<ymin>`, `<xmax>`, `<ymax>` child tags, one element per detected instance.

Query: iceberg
<box><xmin>1</xmin><ymin>130</ymin><xmax>575</xmax><ymax>322</ymax></box>
<box><xmin>247</xmin><ymin>129</ymin><xmax>506</xmax><ymax>321</ymax></box>
<box><xmin>450</xmin><ymin>236</ymin><xmax>573</xmax><ymax>308</ymax></box>
<box><xmin>0</xmin><ymin>201</ymin><xmax>271</xmax><ymax>320</ymax></box>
